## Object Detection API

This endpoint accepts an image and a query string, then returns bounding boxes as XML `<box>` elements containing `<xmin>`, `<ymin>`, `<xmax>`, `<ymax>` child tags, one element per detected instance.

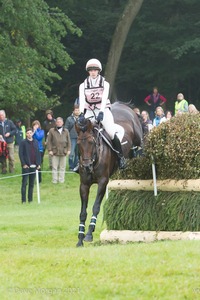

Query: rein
<box><xmin>77</xmin><ymin>124</ymin><xmax>103</xmax><ymax>171</ymax></box>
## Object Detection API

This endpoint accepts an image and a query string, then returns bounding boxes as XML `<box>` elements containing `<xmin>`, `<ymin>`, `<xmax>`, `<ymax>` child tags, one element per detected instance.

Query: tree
<box><xmin>45</xmin><ymin>0</ymin><xmax>125</xmax><ymax>114</ymax></box>
<box><xmin>104</xmin><ymin>0</ymin><xmax>144</xmax><ymax>98</ymax></box>
<box><xmin>116</xmin><ymin>0</ymin><xmax>200</xmax><ymax>108</ymax></box>
<box><xmin>0</xmin><ymin>0</ymin><xmax>81</xmax><ymax>119</ymax></box>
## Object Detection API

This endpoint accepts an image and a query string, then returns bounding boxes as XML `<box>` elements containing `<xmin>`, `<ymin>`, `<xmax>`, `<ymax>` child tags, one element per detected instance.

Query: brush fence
<box><xmin>101</xmin><ymin>179</ymin><xmax>200</xmax><ymax>243</ymax></box>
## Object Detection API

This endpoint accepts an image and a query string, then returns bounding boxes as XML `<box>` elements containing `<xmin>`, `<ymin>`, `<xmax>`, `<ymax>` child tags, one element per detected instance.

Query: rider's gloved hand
<box><xmin>97</xmin><ymin>111</ymin><xmax>104</xmax><ymax>123</ymax></box>
<box><xmin>78</xmin><ymin>113</ymin><xmax>85</xmax><ymax>124</ymax></box>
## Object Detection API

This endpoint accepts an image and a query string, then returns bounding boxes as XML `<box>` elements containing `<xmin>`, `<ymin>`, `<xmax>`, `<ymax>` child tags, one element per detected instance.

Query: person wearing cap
<box><xmin>43</xmin><ymin>109</ymin><xmax>56</xmax><ymax>169</ymax></box>
<box><xmin>19</xmin><ymin>128</ymin><xmax>41</xmax><ymax>203</ymax></box>
<box><xmin>174</xmin><ymin>93</ymin><xmax>188</xmax><ymax>115</ymax></box>
<box><xmin>78</xmin><ymin>58</ymin><xmax>126</xmax><ymax>169</ymax></box>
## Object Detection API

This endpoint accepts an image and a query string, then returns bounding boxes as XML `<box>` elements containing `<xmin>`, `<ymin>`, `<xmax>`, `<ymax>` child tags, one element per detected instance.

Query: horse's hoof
<box><xmin>84</xmin><ymin>234</ymin><xmax>93</xmax><ymax>242</ymax></box>
<box><xmin>76</xmin><ymin>240</ymin><xmax>84</xmax><ymax>247</ymax></box>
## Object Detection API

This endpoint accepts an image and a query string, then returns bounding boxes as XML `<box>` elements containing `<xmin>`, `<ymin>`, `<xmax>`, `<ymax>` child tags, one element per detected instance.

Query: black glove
<box><xmin>78</xmin><ymin>113</ymin><xmax>85</xmax><ymax>124</ymax></box>
<box><xmin>97</xmin><ymin>111</ymin><xmax>104</xmax><ymax>123</ymax></box>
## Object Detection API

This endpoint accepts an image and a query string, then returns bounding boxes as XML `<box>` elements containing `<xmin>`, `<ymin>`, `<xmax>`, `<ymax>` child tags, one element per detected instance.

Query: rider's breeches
<box><xmin>84</xmin><ymin>108</ymin><xmax>116</xmax><ymax>140</ymax></box>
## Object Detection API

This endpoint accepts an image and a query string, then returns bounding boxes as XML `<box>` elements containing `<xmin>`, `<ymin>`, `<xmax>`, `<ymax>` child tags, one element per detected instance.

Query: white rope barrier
<box><xmin>0</xmin><ymin>170</ymin><xmax>75</xmax><ymax>203</ymax></box>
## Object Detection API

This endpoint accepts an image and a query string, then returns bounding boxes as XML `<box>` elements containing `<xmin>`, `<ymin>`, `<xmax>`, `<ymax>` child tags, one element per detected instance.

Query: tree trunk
<box><xmin>104</xmin><ymin>0</ymin><xmax>144</xmax><ymax>99</ymax></box>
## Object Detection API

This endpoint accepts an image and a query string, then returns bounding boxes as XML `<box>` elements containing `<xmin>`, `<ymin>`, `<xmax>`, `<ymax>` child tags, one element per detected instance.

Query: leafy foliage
<box><xmin>104</xmin><ymin>190</ymin><xmax>200</xmax><ymax>231</ymax></box>
<box><xmin>113</xmin><ymin>113</ymin><xmax>200</xmax><ymax>180</ymax></box>
<box><xmin>113</xmin><ymin>156</ymin><xmax>152</xmax><ymax>180</ymax></box>
<box><xmin>145</xmin><ymin>113</ymin><xmax>200</xmax><ymax>179</ymax></box>
<box><xmin>0</xmin><ymin>0</ymin><xmax>81</xmax><ymax>118</ymax></box>
<box><xmin>117</xmin><ymin>0</ymin><xmax>200</xmax><ymax>106</ymax></box>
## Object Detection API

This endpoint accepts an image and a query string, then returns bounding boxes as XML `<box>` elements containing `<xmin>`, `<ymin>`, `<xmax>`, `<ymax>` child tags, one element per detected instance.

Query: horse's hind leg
<box><xmin>76</xmin><ymin>183</ymin><xmax>90</xmax><ymax>247</ymax></box>
<box><xmin>84</xmin><ymin>180</ymin><xmax>108</xmax><ymax>242</ymax></box>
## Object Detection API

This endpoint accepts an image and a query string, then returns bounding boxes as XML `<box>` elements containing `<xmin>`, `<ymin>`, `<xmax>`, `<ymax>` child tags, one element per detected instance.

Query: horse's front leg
<box><xmin>84</xmin><ymin>178</ymin><xmax>108</xmax><ymax>242</ymax></box>
<box><xmin>76</xmin><ymin>182</ymin><xmax>90</xmax><ymax>247</ymax></box>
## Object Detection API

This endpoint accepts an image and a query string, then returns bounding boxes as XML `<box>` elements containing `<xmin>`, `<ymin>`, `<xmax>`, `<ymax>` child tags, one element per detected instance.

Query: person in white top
<box><xmin>78</xmin><ymin>58</ymin><xmax>126</xmax><ymax>169</ymax></box>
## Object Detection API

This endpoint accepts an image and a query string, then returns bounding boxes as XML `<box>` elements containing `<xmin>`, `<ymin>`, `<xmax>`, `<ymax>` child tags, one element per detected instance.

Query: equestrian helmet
<box><xmin>86</xmin><ymin>59</ymin><xmax>102</xmax><ymax>72</ymax></box>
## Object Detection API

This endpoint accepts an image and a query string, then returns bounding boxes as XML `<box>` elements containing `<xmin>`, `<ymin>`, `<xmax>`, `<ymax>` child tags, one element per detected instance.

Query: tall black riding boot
<box><xmin>112</xmin><ymin>134</ymin><xmax>126</xmax><ymax>169</ymax></box>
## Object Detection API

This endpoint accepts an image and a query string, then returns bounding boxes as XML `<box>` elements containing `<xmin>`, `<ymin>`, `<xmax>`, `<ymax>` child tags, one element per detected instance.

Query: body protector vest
<box><xmin>84</xmin><ymin>76</ymin><xmax>111</xmax><ymax>110</ymax></box>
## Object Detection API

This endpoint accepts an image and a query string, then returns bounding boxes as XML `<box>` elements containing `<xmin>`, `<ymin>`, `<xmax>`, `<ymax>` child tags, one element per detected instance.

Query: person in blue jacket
<box><xmin>32</xmin><ymin>120</ymin><xmax>44</xmax><ymax>183</ymax></box>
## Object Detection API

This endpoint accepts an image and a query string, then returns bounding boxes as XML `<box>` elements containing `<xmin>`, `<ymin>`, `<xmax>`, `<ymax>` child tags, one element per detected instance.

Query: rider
<box><xmin>78</xmin><ymin>58</ymin><xmax>126</xmax><ymax>169</ymax></box>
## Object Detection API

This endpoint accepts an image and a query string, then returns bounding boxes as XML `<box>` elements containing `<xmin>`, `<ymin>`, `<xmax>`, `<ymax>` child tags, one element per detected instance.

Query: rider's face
<box><xmin>88</xmin><ymin>69</ymin><xmax>99</xmax><ymax>79</ymax></box>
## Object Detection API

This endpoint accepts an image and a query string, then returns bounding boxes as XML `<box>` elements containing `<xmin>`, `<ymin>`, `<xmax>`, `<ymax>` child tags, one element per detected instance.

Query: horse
<box><xmin>76</xmin><ymin>102</ymin><xmax>143</xmax><ymax>247</ymax></box>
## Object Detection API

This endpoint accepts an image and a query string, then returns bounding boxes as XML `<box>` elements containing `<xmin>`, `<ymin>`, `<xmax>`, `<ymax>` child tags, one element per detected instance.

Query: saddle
<box><xmin>93</xmin><ymin>124</ymin><xmax>127</xmax><ymax>154</ymax></box>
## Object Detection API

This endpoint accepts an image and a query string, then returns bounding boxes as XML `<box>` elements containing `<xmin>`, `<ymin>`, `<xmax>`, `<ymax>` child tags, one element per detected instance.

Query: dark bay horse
<box><xmin>76</xmin><ymin>102</ymin><xmax>142</xmax><ymax>247</ymax></box>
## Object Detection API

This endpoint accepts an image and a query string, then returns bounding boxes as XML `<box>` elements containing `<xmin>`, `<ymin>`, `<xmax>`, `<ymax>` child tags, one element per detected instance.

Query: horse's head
<box><xmin>76</xmin><ymin>118</ymin><xmax>96</xmax><ymax>173</ymax></box>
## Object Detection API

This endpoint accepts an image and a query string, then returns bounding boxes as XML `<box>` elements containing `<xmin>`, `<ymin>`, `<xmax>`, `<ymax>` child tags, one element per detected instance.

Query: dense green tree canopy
<box><xmin>46</xmin><ymin>0</ymin><xmax>200</xmax><ymax>115</ymax></box>
<box><xmin>117</xmin><ymin>0</ymin><xmax>200</xmax><ymax>109</ymax></box>
<box><xmin>1</xmin><ymin>0</ymin><xmax>200</xmax><ymax>120</ymax></box>
<box><xmin>0</xmin><ymin>0</ymin><xmax>81</xmax><ymax>119</ymax></box>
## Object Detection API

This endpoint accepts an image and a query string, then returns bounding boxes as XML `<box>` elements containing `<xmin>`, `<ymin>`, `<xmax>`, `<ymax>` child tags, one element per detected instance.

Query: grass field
<box><xmin>0</xmin><ymin>154</ymin><xmax>200</xmax><ymax>300</ymax></box>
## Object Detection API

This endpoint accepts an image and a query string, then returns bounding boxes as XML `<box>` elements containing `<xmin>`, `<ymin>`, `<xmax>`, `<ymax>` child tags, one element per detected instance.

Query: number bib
<box><xmin>85</xmin><ymin>87</ymin><xmax>104</xmax><ymax>104</ymax></box>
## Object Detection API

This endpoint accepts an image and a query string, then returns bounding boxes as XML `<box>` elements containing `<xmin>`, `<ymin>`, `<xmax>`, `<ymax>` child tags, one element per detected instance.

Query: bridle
<box><xmin>77</xmin><ymin>130</ymin><xmax>100</xmax><ymax>173</ymax></box>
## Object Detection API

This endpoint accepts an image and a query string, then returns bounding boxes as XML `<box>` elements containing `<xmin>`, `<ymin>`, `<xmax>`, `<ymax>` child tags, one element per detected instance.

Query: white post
<box><xmin>36</xmin><ymin>169</ymin><xmax>41</xmax><ymax>204</ymax></box>
<box><xmin>151</xmin><ymin>156</ymin><xmax>157</xmax><ymax>197</ymax></box>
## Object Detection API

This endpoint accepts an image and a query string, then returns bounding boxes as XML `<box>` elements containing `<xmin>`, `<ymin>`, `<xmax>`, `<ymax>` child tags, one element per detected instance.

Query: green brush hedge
<box><xmin>113</xmin><ymin>113</ymin><xmax>200</xmax><ymax>180</ymax></box>
<box><xmin>104</xmin><ymin>190</ymin><xmax>200</xmax><ymax>231</ymax></box>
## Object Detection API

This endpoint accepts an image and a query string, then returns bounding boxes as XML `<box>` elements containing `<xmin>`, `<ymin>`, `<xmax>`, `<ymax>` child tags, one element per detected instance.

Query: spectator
<box><xmin>19</xmin><ymin>128</ymin><xmax>41</xmax><ymax>204</ymax></box>
<box><xmin>65</xmin><ymin>105</ymin><xmax>80</xmax><ymax>171</ymax></box>
<box><xmin>188</xmin><ymin>104</ymin><xmax>199</xmax><ymax>114</ymax></box>
<box><xmin>141</xmin><ymin>110</ymin><xmax>153</xmax><ymax>135</ymax></box>
<box><xmin>0</xmin><ymin>110</ymin><xmax>16</xmax><ymax>173</ymax></box>
<box><xmin>133</xmin><ymin>107</ymin><xmax>140</xmax><ymax>115</ymax></box>
<box><xmin>144</xmin><ymin>87</ymin><xmax>167</xmax><ymax>121</ymax></box>
<box><xmin>0</xmin><ymin>136</ymin><xmax>9</xmax><ymax>174</ymax></box>
<box><xmin>165</xmin><ymin>111</ymin><xmax>173</xmax><ymax>120</ymax></box>
<box><xmin>43</xmin><ymin>109</ymin><xmax>56</xmax><ymax>169</ymax></box>
<box><xmin>32</xmin><ymin>120</ymin><xmax>44</xmax><ymax>183</ymax></box>
<box><xmin>153</xmin><ymin>106</ymin><xmax>167</xmax><ymax>127</ymax></box>
<box><xmin>174</xmin><ymin>93</ymin><xmax>188</xmax><ymax>115</ymax></box>
<box><xmin>47</xmin><ymin>117</ymin><xmax>71</xmax><ymax>184</ymax></box>
<box><xmin>14</xmin><ymin>120</ymin><xmax>26</xmax><ymax>152</ymax></box>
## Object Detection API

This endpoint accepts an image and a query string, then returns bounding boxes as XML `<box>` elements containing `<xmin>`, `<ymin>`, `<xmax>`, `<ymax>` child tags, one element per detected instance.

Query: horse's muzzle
<box><xmin>82</xmin><ymin>160</ymin><xmax>94</xmax><ymax>173</ymax></box>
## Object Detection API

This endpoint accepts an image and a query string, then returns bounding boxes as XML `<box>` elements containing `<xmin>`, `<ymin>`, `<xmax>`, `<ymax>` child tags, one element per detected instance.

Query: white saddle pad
<box><xmin>114</xmin><ymin>124</ymin><xmax>125</xmax><ymax>142</ymax></box>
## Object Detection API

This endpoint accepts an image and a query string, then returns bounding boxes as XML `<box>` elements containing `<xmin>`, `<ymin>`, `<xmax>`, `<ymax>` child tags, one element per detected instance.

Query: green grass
<box><xmin>0</xmin><ymin>154</ymin><xmax>200</xmax><ymax>300</ymax></box>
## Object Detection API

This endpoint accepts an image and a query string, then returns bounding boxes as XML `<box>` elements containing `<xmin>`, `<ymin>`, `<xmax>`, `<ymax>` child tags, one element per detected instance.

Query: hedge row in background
<box><xmin>113</xmin><ymin>113</ymin><xmax>200</xmax><ymax>180</ymax></box>
<box><xmin>104</xmin><ymin>190</ymin><xmax>200</xmax><ymax>231</ymax></box>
